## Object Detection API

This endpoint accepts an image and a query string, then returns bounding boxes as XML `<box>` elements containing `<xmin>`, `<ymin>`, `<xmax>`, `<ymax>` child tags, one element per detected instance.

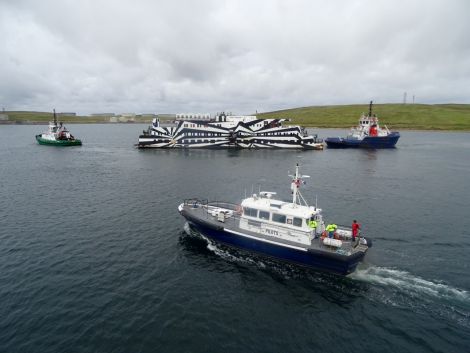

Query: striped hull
<box><xmin>138</xmin><ymin>120</ymin><xmax>323</xmax><ymax>149</ymax></box>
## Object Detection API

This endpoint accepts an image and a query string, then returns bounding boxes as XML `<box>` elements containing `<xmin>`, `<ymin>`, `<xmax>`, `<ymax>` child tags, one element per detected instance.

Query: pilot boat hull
<box><xmin>180</xmin><ymin>207</ymin><xmax>366</xmax><ymax>275</ymax></box>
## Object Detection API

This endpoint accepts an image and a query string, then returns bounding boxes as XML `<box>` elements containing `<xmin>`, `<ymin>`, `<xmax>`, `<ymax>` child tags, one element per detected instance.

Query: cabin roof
<box><xmin>241</xmin><ymin>195</ymin><xmax>321</xmax><ymax>218</ymax></box>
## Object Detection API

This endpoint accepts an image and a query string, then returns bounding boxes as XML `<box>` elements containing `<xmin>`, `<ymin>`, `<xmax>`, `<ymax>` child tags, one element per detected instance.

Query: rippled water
<box><xmin>0</xmin><ymin>124</ymin><xmax>469</xmax><ymax>353</ymax></box>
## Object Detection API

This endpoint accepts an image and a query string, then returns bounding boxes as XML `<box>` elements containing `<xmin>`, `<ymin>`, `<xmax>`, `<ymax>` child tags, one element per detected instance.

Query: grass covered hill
<box><xmin>2</xmin><ymin>104</ymin><xmax>470</xmax><ymax>130</ymax></box>
<box><xmin>259</xmin><ymin>104</ymin><xmax>470</xmax><ymax>130</ymax></box>
<box><xmin>1</xmin><ymin>111</ymin><xmax>100</xmax><ymax>123</ymax></box>
<box><xmin>0</xmin><ymin>111</ymin><xmax>150</xmax><ymax>124</ymax></box>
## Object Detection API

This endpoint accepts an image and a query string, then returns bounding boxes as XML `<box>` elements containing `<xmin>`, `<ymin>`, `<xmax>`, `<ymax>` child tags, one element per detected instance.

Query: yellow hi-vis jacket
<box><xmin>308</xmin><ymin>220</ymin><xmax>317</xmax><ymax>229</ymax></box>
<box><xmin>326</xmin><ymin>224</ymin><xmax>337</xmax><ymax>232</ymax></box>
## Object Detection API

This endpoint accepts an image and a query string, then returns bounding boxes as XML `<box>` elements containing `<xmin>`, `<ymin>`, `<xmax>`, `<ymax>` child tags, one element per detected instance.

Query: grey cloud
<box><xmin>1</xmin><ymin>0</ymin><xmax>469</xmax><ymax>114</ymax></box>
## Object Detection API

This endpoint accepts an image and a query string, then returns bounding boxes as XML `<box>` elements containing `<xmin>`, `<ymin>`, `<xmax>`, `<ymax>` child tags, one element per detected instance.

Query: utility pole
<box><xmin>403</xmin><ymin>92</ymin><xmax>407</xmax><ymax>104</ymax></box>
<box><xmin>412</xmin><ymin>95</ymin><xmax>415</xmax><ymax>104</ymax></box>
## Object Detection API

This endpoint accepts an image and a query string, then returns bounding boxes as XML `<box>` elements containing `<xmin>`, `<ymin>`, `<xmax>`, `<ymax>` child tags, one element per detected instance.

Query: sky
<box><xmin>1</xmin><ymin>0</ymin><xmax>469</xmax><ymax>115</ymax></box>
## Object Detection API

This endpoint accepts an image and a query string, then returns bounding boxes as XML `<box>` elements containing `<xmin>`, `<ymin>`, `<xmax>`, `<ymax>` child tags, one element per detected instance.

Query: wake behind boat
<box><xmin>138</xmin><ymin>112</ymin><xmax>323</xmax><ymax>149</ymax></box>
<box><xmin>178</xmin><ymin>164</ymin><xmax>371</xmax><ymax>275</ymax></box>
<box><xmin>35</xmin><ymin>110</ymin><xmax>82</xmax><ymax>146</ymax></box>
<box><xmin>325</xmin><ymin>101</ymin><xmax>400</xmax><ymax>148</ymax></box>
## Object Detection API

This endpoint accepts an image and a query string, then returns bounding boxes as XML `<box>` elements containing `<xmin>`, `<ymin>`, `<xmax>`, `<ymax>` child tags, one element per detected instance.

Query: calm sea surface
<box><xmin>0</xmin><ymin>124</ymin><xmax>469</xmax><ymax>353</ymax></box>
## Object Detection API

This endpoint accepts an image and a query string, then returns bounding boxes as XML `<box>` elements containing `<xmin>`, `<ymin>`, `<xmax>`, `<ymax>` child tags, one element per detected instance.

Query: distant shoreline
<box><xmin>2</xmin><ymin>103</ymin><xmax>470</xmax><ymax>130</ymax></box>
<box><xmin>0</xmin><ymin>120</ymin><xmax>147</xmax><ymax>125</ymax></box>
<box><xmin>1</xmin><ymin>120</ymin><xmax>469</xmax><ymax>132</ymax></box>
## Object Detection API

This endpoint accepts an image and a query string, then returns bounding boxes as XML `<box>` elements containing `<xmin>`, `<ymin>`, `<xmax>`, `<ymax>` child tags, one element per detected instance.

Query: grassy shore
<box><xmin>259</xmin><ymin>104</ymin><xmax>470</xmax><ymax>130</ymax></box>
<box><xmin>2</xmin><ymin>104</ymin><xmax>470</xmax><ymax>130</ymax></box>
<box><xmin>0</xmin><ymin>111</ymin><xmax>150</xmax><ymax>124</ymax></box>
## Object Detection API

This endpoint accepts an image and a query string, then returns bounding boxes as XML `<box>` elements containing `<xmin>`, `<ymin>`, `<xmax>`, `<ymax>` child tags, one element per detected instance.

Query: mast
<box><xmin>290</xmin><ymin>163</ymin><xmax>310</xmax><ymax>207</ymax></box>
<box><xmin>292</xmin><ymin>163</ymin><xmax>299</xmax><ymax>205</ymax></box>
<box><xmin>368</xmin><ymin>101</ymin><xmax>373</xmax><ymax>117</ymax></box>
<box><xmin>53</xmin><ymin>109</ymin><xmax>57</xmax><ymax>126</ymax></box>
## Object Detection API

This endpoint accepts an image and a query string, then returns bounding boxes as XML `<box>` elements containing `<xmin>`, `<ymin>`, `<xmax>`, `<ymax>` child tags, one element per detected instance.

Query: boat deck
<box><xmin>181</xmin><ymin>200</ymin><xmax>367</xmax><ymax>256</ymax></box>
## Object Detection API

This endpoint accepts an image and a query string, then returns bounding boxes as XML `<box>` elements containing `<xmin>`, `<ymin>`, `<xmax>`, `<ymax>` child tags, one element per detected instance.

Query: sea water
<box><xmin>0</xmin><ymin>124</ymin><xmax>469</xmax><ymax>353</ymax></box>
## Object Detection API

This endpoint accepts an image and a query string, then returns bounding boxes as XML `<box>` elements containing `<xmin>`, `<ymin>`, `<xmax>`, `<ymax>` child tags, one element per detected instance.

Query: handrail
<box><xmin>207</xmin><ymin>201</ymin><xmax>239</xmax><ymax>211</ymax></box>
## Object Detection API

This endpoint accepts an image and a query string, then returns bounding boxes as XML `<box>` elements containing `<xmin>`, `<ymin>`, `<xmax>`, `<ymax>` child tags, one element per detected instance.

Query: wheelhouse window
<box><xmin>243</xmin><ymin>207</ymin><xmax>258</xmax><ymax>217</ymax></box>
<box><xmin>293</xmin><ymin>217</ymin><xmax>303</xmax><ymax>227</ymax></box>
<box><xmin>259</xmin><ymin>210</ymin><xmax>270</xmax><ymax>220</ymax></box>
<box><xmin>272</xmin><ymin>213</ymin><xmax>286</xmax><ymax>224</ymax></box>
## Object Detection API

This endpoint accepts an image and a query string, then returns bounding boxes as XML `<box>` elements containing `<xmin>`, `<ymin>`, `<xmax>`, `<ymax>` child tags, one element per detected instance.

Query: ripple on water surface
<box><xmin>1</xmin><ymin>126</ymin><xmax>469</xmax><ymax>353</ymax></box>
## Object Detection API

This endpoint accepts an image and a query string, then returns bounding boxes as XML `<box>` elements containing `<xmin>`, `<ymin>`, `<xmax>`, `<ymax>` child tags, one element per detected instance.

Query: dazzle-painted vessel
<box><xmin>138</xmin><ymin>112</ymin><xmax>323</xmax><ymax>149</ymax></box>
<box><xmin>325</xmin><ymin>101</ymin><xmax>400</xmax><ymax>148</ymax></box>
<box><xmin>178</xmin><ymin>164</ymin><xmax>371</xmax><ymax>275</ymax></box>
<box><xmin>35</xmin><ymin>110</ymin><xmax>82</xmax><ymax>146</ymax></box>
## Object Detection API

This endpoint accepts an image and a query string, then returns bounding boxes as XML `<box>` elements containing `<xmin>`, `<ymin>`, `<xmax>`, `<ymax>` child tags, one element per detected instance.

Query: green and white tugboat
<box><xmin>35</xmin><ymin>110</ymin><xmax>82</xmax><ymax>146</ymax></box>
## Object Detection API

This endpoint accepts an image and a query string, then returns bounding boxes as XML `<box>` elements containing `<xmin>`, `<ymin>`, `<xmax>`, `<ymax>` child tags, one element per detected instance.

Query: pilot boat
<box><xmin>35</xmin><ymin>110</ymin><xmax>82</xmax><ymax>146</ymax></box>
<box><xmin>178</xmin><ymin>164</ymin><xmax>372</xmax><ymax>275</ymax></box>
<box><xmin>325</xmin><ymin>101</ymin><xmax>400</xmax><ymax>148</ymax></box>
<box><xmin>138</xmin><ymin>112</ymin><xmax>323</xmax><ymax>149</ymax></box>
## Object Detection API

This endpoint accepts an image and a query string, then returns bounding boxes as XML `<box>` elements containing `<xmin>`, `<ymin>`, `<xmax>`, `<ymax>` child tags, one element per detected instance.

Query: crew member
<box><xmin>352</xmin><ymin>220</ymin><xmax>361</xmax><ymax>241</ymax></box>
<box><xmin>326</xmin><ymin>224</ymin><xmax>337</xmax><ymax>238</ymax></box>
<box><xmin>308</xmin><ymin>217</ymin><xmax>317</xmax><ymax>229</ymax></box>
<box><xmin>308</xmin><ymin>218</ymin><xmax>317</xmax><ymax>237</ymax></box>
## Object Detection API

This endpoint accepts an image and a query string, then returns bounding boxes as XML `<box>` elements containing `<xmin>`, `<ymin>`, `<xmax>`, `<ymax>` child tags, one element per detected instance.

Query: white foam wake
<box><xmin>205</xmin><ymin>239</ymin><xmax>267</xmax><ymax>268</ymax></box>
<box><xmin>352</xmin><ymin>266</ymin><xmax>469</xmax><ymax>302</ymax></box>
<box><xmin>184</xmin><ymin>223</ymin><xmax>267</xmax><ymax>268</ymax></box>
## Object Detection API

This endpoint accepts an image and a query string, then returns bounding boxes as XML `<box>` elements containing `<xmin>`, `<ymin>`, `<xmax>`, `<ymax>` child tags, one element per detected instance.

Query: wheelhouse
<box><xmin>239</xmin><ymin>192</ymin><xmax>323</xmax><ymax>245</ymax></box>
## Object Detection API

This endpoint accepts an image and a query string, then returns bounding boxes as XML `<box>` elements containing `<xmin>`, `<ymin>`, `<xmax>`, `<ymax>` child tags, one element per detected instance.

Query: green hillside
<box><xmin>259</xmin><ymin>104</ymin><xmax>470</xmax><ymax>130</ymax></box>
<box><xmin>2</xmin><ymin>104</ymin><xmax>470</xmax><ymax>130</ymax></box>
<box><xmin>0</xmin><ymin>111</ymin><xmax>151</xmax><ymax>124</ymax></box>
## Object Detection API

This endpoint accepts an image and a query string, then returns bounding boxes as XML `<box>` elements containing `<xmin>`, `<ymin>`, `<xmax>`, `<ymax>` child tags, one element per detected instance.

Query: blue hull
<box><xmin>184</xmin><ymin>217</ymin><xmax>365</xmax><ymax>276</ymax></box>
<box><xmin>326</xmin><ymin>132</ymin><xmax>400</xmax><ymax>149</ymax></box>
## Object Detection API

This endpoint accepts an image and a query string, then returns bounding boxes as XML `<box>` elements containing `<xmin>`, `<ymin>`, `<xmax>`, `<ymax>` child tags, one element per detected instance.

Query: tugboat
<box><xmin>325</xmin><ymin>101</ymin><xmax>400</xmax><ymax>148</ymax></box>
<box><xmin>138</xmin><ymin>112</ymin><xmax>323</xmax><ymax>149</ymax></box>
<box><xmin>178</xmin><ymin>164</ymin><xmax>372</xmax><ymax>275</ymax></box>
<box><xmin>35</xmin><ymin>110</ymin><xmax>82</xmax><ymax>146</ymax></box>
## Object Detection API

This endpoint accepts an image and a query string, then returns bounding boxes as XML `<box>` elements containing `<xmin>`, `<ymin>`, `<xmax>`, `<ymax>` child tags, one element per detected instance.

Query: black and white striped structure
<box><xmin>138</xmin><ymin>113</ymin><xmax>323</xmax><ymax>149</ymax></box>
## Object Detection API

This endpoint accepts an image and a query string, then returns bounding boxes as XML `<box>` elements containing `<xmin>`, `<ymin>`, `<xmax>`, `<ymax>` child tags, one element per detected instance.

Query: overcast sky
<box><xmin>1</xmin><ymin>0</ymin><xmax>469</xmax><ymax>114</ymax></box>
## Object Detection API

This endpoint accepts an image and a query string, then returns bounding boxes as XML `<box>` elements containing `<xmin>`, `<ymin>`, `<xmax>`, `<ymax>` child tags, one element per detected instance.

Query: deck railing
<box><xmin>183</xmin><ymin>199</ymin><xmax>242</xmax><ymax>221</ymax></box>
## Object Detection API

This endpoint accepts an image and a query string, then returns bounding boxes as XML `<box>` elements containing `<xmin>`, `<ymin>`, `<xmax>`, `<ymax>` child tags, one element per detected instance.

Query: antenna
<box><xmin>289</xmin><ymin>163</ymin><xmax>311</xmax><ymax>207</ymax></box>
